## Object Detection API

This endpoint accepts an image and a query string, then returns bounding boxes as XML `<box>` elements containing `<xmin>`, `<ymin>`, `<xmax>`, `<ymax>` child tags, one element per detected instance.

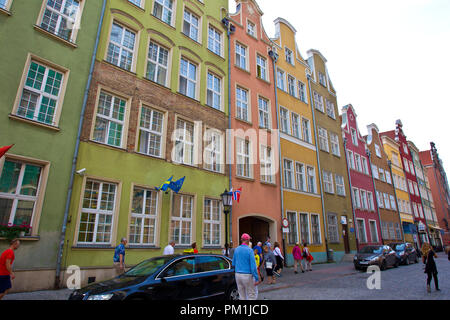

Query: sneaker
<box><xmin>294</xmin><ymin>271</ymin><xmax>298</xmax><ymax>274</ymax></box>
<box><xmin>302</xmin><ymin>270</ymin><xmax>305</xmax><ymax>273</ymax></box>
<box><xmin>273</xmin><ymin>271</ymin><xmax>280</xmax><ymax>277</ymax></box>
<box><xmin>436</xmin><ymin>288</ymin><xmax>441</xmax><ymax>291</ymax></box>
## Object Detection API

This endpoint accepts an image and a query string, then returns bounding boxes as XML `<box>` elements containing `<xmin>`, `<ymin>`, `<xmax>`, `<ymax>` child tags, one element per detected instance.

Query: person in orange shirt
<box><xmin>0</xmin><ymin>239</ymin><xmax>21</xmax><ymax>300</ymax></box>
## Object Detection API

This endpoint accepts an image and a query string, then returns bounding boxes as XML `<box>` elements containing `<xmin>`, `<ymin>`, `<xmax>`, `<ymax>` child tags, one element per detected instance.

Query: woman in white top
<box><xmin>272</xmin><ymin>242</ymin><xmax>284</xmax><ymax>276</ymax></box>
<box><xmin>302</xmin><ymin>243</ymin><xmax>313</xmax><ymax>271</ymax></box>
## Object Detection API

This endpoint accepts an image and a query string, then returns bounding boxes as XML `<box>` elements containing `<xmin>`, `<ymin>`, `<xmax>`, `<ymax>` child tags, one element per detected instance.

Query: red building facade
<box><xmin>342</xmin><ymin>105</ymin><xmax>382</xmax><ymax>249</ymax></box>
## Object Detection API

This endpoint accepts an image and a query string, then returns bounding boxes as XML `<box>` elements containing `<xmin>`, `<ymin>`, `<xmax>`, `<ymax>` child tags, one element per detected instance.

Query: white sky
<box><xmin>230</xmin><ymin>0</ymin><xmax>450</xmax><ymax>177</ymax></box>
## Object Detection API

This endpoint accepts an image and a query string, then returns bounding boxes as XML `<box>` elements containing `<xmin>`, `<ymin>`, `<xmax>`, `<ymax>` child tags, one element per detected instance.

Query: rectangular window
<box><xmin>299</xmin><ymin>213</ymin><xmax>310</xmax><ymax>244</ymax></box>
<box><xmin>235</xmin><ymin>43</ymin><xmax>247</xmax><ymax>70</ymax></box>
<box><xmin>93</xmin><ymin>91</ymin><xmax>126</xmax><ymax>148</ymax></box>
<box><xmin>40</xmin><ymin>0</ymin><xmax>81</xmax><ymax>42</ymax></box>
<box><xmin>258</xmin><ymin>97</ymin><xmax>270</xmax><ymax>129</ymax></box>
<box><xmin>311</xmin><ymin>214</ymin><xmax>321</xmax><ymax>244</ymax></box>
<box><xmin>395</xmin><ymin>223</ymin><xmax>401</xmax><ymax>240</ymax></box>
<box><xmin>203</xmin><ymin>199</ymin><xmax>221</xmax><ymax>246</ymax></box>
<box><xmin>327</xmin><ymin>214</ymin><xmax>339</xmax><ymax>243</ymax></box>
<box><xmin>302</xmin><ymin>118</ymin><xmax>311</xmax><ymax>143</ymax></box>
<box><xmin>277</xmin><ymin>69</ymin><xmax>286</xmax><ymax>91</ymax></box>
<box><xmin>204</xmin><ymin>130</ymin><xmax>222</xmax><ymax>173</ymax></box>
<box><xmin>383</xmin><ymin>193</ymin><xmax>390</xmax><ymax>209</ymax></box>
<box><xmin>129</xmin><ymin>187</ymin><xmax>158</xmax><ymax>245</ymax></box>
<box><xmin>360</xmin><ymin>190</ymin><xmax>368</xmax><ymax>210</ymax></box>
<box><xmin>260</xmin><ymin>146</ymin><xmax>274</xmax><ymax>183</ymax></box>
<box><xmin>375</xmin><ymin>144</ymin><xmax>382</xmax><ymax>157</ymax></box>
<box><xmin>389</xmin><ymin>222</ymin><xmax>395</xmax><ymax>240</ymax></box>
<box><xmin>256</xmin><ymin>55</ymin><xmax>267</xmax><ymax>81</ymax></box>
<box><xmin>0</xmin><ymin>0</ymin><xmax>11</xmax><ymax>10</ymax></box>
<box><xmin>0</xmin><ymin>160</ymin><xmax>43</xmax><ymax>234</ymax></box>
<box><xmin>361</xmin><ymin>157</ymin><xmax>369</xmax><ymax>175</ymax></box>
<box><xmin>318</xmin><ymin>72</ymin><xmax>327</xmax><ymax>86</ymax></box>
<box><xmin>287</xmin><ymin>211</ymin><xmax>298</xmax><ymax>245</ymax></box>
<box><xmin>376</xmin><ymin>191</ymin><xmax>384</xmax><ymax>208</ymax></box>
<box><xmin>390</xmin><ymin>195</ymin><xmax>397</xmax><ymax>210</ymax></box>
<box><xmin>280</xmin><ymin>106</ymin><xmax>290</xmax><ymax>134</ymax></box>
<box><xmin>247</xmin><ymin>21</ymin><xmax>255</xmax><ymax>37</ymax></box>
<box><xmin>183</xmin><ymin>9</ymin><xmax>199</xmax><ymax>42</ymax></box>
<box><xmin>207</xmin><ymin>72</ymin><xmax>222</xmax><ymax>110</ymax></box>
<box><xmin>236</xmin><ymin>138</ymin><xmax>251</xmax><ymax>178</ymax></box>
<box><xmin>179</xmin><ymin>58</ymin><xmax>197</xmax><ymax>99</ymax></box>
<box><xmin>296</xmin><ymin>162</ymin><xmax>306</xmax><ymax>192</ymax></box>
<box><xmin>372</xmin><ymin>164</ymin><xmax>379</xmax><ymax>179</ymax></box>
<box><xmin>347</xmin><ymin>150</ymin><xmax>355</xmax><ymax>170</ymax></box>
<box><xmin>392</xmin><ymin>152</ymin><xmax>400</xmax><ymax>166</ymax></box>
<box><xmin>307</xmin><ymin>166</ymin><xmax>316</xmax><ymax>194</ymax></box>
<box><xmin>174</xmin><ymin>118</ymin><xmax>195</xmax><ymax>165</ymax></box>
<box><xmin>351</xmin><ymin>128</ymin><xmax>358</xmax><ymax>146</ymax></box>
<box><xmin>357</xmin><ymin>219</ymin><xmax>367</xmax><ymax>243</ymax></box>
<box><xmin>355</xmin><ymin>154</ymin><xmax>362</xmax><ymax>172</ymax></box>
<box><xmin>352</xmin><ymin>188</ymin><xmax>361</xmax><ymax>208</ymax></box>
<box><xmin>147</xmin><ymin>41</ymin><xmax>169</xmax><ymax>86</ymax></box>
<box><xmin>291</xmin><ymin>113</ymin><xmax>301</xmax><ymax>139</ymax></box>
<box><xmin>325</xmin><ymin>99</ymin><xmax>335</xmax><ymax>119</ymax></box>
<box><xmin>107</xmin><ymin>22</ymin><xmax>136</xmax><ymax>71</ymax></box>
<box><xmin>367</xmin><ymin>191</ymin><xmax>374</xmax><ymax>211</ymax></box>
<box><xmin>288</xmin><ymin>75</ymin><xmax>296</xmax><ymax>97</ymax></box>
<box><xmin>171</xmin><ymin>194</ymin><xmax>193</xmax><ymax>245</ymax></box>
<box><xmin>382</xmin><ymin>221</ymin><xmax>389</xmax><ymax>239</ymax></box>
<box><xmin>403</xmin><ymin>158</ymin><xmax>410</xmax><ymax>173</ymax></box>
<box><xmin>335</xmin><ymin>174</ymin><xmax>346</xmax><ymax>196</ymax></box>
<box><xmin>17</xmin><ymin>60</ymin><xmax>65</xmax><ymax>126</ymax></box>
<box><xmin>298</xmin><ymin>81</ymin><xmax>307</xmax><ymax>103</ymax></box>
<box><xmin>138</xmin><ymin>106</ymin><xmax>164</xmax><ymax>157</ymax></box>
<box><xmin>283</xmin><ymin>159</ymin><xmax>294</xmax><ymax>189</ymax></box>
<box><xmin>330</xmin><ymin>133</ymin><xmax>340</xmax><ymax>156</ymax></box>
<box><xmin>323</xmin><ymin>171</ymin><xmax>334</xmax><ymax>194</ymax></box>
<box><xmin>410</xmin><ymin>161</ymin><xmax>415</xmax><ymax>176</ymax></box>
<box><xmin>369</xmin><ymin>220</ymin><xmax>378</xmax><ymax>243</ymax></box>
<box><xmin>379</xmin><ymin>168</ymin><xmax>385</xmax><ymax>182</ymax></box>
<box><xmin>208</xmin><ymin>25</ymin><xmax>222</xmax><ymax>56</ymax></box>
<box><xmin>318</xmin><ymin>127</ymin><xmax>329</xmax><ymax>152</ymax></box>
<box><xmin>236</xmin><ymin>87</ymin><xmax>249</xmax><ymax>122</ymax></box>
<box><xmin>153</xmin><ymin>0</ymin><xmax>173</xmax><ymax>25</ymax></box>
<box><xmin>313</xmin><ymin>91</ymin><xmax>324</xmax><ymax>112</ymax></box>
<box><xmin>78</xmin><ymin>180</ymin><xmax>116</xmax><ymax>244</ymax></box>
<box><xmin>285</xmin><ymin>47</ymin><xmax>293</xmax><ymax>64</ymax></box>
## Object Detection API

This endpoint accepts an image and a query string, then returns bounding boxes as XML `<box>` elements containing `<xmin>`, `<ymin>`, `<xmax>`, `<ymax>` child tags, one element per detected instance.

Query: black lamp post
<box><xmin>221</xmin><ymin>189</ymin><xmax>233</xmax><ymax>257</ymax></box>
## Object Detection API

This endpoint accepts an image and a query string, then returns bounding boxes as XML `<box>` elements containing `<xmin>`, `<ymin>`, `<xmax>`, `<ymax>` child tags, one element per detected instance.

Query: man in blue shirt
<box><xmin>113</xmin><ymin>238</ymin><xmax>127</xmax><ymax>276</ymax></box>
<box><xmin>232</xmin><ymin>233</ymin><xmax>260</xmax><ymax>300</ymax></box>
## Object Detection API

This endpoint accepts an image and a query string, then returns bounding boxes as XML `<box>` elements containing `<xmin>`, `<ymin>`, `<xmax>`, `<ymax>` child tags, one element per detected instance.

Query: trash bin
<box><xmin>327</xmin><ymin>249</ymin><xmax>334</xmax><ymax>262</ymax></box>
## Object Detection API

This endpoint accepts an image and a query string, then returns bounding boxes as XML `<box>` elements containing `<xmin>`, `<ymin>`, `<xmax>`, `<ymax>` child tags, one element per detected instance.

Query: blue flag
<box><xmin>155</xmin><ymin>176</ymin><xmax>173</xmax><ymax>192</ymax></box>
<box><xmin>169</xmin><ymin>176</ymin><xmax>185</xmax><ymax>193</ymax></box>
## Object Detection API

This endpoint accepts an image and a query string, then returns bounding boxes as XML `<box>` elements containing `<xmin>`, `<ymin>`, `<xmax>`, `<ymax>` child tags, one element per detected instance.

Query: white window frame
<box><xmin>287</xmin><ymin>211</ymin><xmax>299</xmax><ymax>245</ymax></box>
<box><xmin>277</xmin><ymin>68</ymin><xmax>286</xmax><ymax>91</ymax></box>
<box><xmin>138</xmin><ymin>105</ymin><xmax>164</xmax><ymax>158</ymax></box>
<box><xmin>318</xmin><ymin>127</ymin><xmax>329</xmax><ymax>152</ymax></box>
<box><xmin>146</xmin><ymin>41</ymin><xmax>169</xmax><ymax>86</ymax></box>
<box><xmin>258</xmin><ymin>96</ymin><xmax>270</xmax><ymax>129</ymax></box>
<box><xmin>171</xmin><ymin>193</ymin><xmax>193</xmax><ymax>246</ymax></box>
<box><xmin>335</xmin><ymin>174</ymin><xmax>346</xmax><ymax>196</ymax></box>
<box><xmin>313</xmin><ymin>91</ymin><xmax>324</xmax><ymax>112</ymax></box>
<box><xmin>369</xmin><ymin>220</ymin><xmax>379</xmax><ymax>243</ymax></box>
<box><xmin>323</xmin><ymin>170</ymin><xmax>334</xmax><ymax>194</ymax></box>
<box><xmin>291</xmin><ymin>112</ymin><xmax>301</xmax><ymax>139</ymax></box>
<box><xmin>283</xmin><ymin>158</ymin><xmax>295</xmax><ymax>189</ymax></box>
<box><xmin>287</xmin><ymin>74</ymin><xmax>296</xmax><ymax>97</ymax></box>
<box><xmin>203</xmin><ymin>198</ymin><xmax>221</xmax><ymax>247</ymax></box>
<box><xmin>174</xmin><ymin>118</ymin><xmax>195</xmax><ymax>165</ymax></box>
<box><xmin>256</xmin><ymin>54</ymin><xmax>267</xmax><ymax>81</ymax></box>
<box><xmin>204</xmin><ymin>129</ymin><xmax>223</xmax><ymax>173</ymax></box>
<box><xmin>299</xmin><ymin>213</ymin><xmax>310</xmax><ymax>245</ymax></box>
<box><xmin>356</xmin><ymin>218</ymin><xmax>367</xmax><ymax>243</ymax></box>
<box><xmin>236</xmin><ymin>138</ymin><xmax>252</xmax><ymax>178</ymax></box>
<box><xmin>298</xmin><ymin>80</ymin><xmax>307</xmax><ymax>103</ymax></box>
<box><xmin>260</xmin><ymin>145</ymin><xmax>274</xmax><ymax>184</ymax></box>
<box><xmin>129</xmin><ymin>187</ymin><xmax>159</xmax><ymax>245</ymax></box>
<box><xmin>285</xmin><ymin>47</ymin><xmax>294</xmax><ymax>65</ymax></box>
<box><xmin>296</xmin><ymin>162</ymin><xmax>307</xmax><ymax>192</ymax></box>
<box><xmin>235</xmin><ymin>42</ymin><xmax>247</xmax><ymax>70</ymax></box>
<box><xmin>39</xmin><ymin>0</ymin><xmax>82</xmax><ymax>43</ymax></box>
<box><xmin>330</xmin><ymin>132</ymin><xmax>340</xmax><ymax>156</ymax></box>
<box><xmin>301</xmin><ymin>117</ymin><xmax>312</xmax><ymax>143</ymax></box>
<box><xmin>153</xmin><ymin>0</ymin><xmax>174</xmax><ymax>25</ymax></box>
<box><xmin>325</xmin><ymin>99</ymin><xmax>335</xmax><ymax>119</ymax></box>
<box><xmin>182</xmin><ymin>9</ymin><xmax>200</xmax><ymax>42</ymax></box>
<box><xmin>280</xmin><ymin>106</ymin><xmax>290</xmax><ymax>135</ymax></box>
<box><xmin>106</xmin><ymin>22</ymin><xmax>137</xmax><ymax>71</ymax></box>
<box><xmin>352</xmin><ymin>187</ymin><xmax>361</xmax><ymax>208</ymax></box>
<box><xmin>208</xmin><ymin>25</ymin><xmax>222</xmax><ymax>56</ymax></box>
<box><xmin>310</xmin><ymin>213</ymin><xmax>322</xmax><ymax>244</ymax></box>
<box><xmin>351</xmin><ymin>128</ymin><xmax>358</xmax><ymax>146</ymax></box>
<box><xmin>307</xmin><ymin>166</ymin><xmax>317</xmax><ymax>194</ymax></box>
<box><xmin>206</xmin><ymin>72</ymin><xmax>222</xmax><ymax>110</ymax></box>
<box><xmin>236</xmin><ymin>86</ymin><xmax>249</xmax><ymax>122</ymax></box>
<box><xmin>179</xmin><ymin>57</ymin><xmax>198</xmax><ymax>99</ymax></box>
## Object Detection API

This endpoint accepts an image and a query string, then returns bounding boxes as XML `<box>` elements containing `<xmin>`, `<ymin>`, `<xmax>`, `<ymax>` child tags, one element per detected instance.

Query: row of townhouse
<box><xmin>1</xmin><ymin>0</ymin><xmax>448</xmax><ymax>292</ymax></box>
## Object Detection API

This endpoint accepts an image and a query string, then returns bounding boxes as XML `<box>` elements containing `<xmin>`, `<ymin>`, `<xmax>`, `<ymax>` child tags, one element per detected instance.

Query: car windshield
<box><xmin>124</xmin><ymin>257</ymin><xmax>173</xmax><ymax>277</ymax></box>
<box><xmin>393</xmin><ymin>244</ymin><xmax>405</xmax><ymax>251</ymax></box>
<box><xmin>359</xmin><ymin>246</ymin><xmax>383</xmax><ymax>254</ymax></box>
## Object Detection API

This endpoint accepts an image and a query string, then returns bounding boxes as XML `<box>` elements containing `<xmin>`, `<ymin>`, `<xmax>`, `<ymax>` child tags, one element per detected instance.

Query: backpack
<box><xmin>302</xmin><ymin>248</ymin><xmax>308</xmax><ymax>258</ymax></box>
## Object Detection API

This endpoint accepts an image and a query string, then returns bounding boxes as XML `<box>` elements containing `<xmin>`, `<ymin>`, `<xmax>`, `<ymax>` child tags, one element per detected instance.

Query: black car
<box><xmin>390</xmin><ymin>242</ymin><xmax>419</xmax><ymax>265</ymax></box>
<box><xmin>353</xmin><ymin>245</ymin><xmax>400</xmax><ymax>271</ymax></box>
<box><xmin>68</xmin><ymin>254</ymin><xmax>239</xmax><ymax>301</ymax></box>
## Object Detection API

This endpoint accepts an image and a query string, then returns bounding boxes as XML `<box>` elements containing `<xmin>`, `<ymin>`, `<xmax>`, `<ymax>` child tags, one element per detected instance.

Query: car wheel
<box><xmin>227</xmin><ymin>285</ymin><xmax>240</xmax><ymax>301</ymax></box>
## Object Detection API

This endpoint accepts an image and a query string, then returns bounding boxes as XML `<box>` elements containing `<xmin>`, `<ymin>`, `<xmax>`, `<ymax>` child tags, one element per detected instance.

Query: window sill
<box><xmin>181</xmin><ymin>32</ymin><xmax>202</xmax><ymax>47</ymax></box>
<box><xmin>0</xmin><ymin>7</ymin><xmax>11</xmax><ymax>16</ymax></box>
<box><xmin>0</xmin><ymin>236</ymin><xmax>40</xmax><ymax>241</ymax></box>
<box><xmin>234</xmin><ymin>65</ymin><xmax>251</xmax><ymax>75</ymax></box>
<box><xmin>142</xmin><ymin>76</ymin><xmax>171</xmax><ymax>91</ymax></box>
<box><xmin>235</xmin><ymin>117</ymin><xmax>252</xmax><ymax>126</ymax></box>
<box><xmin>33</xmin><ymin>25</ymin><xmax>78</xmax><ymax>48</ymax></box>
<box><xmin>236</xmin><ymin>175</ymin><xmax>254</xmax><ymax>182</ymax></box>
<box><xmin>201</xmin><ymin>246</ymin><xmax>222</xmax><ymax>250</ymax></box>
<box><xmin>150</xmin><ymin>15</ymin><xmax>176</xmax><ymax>30</ymax></box>
<box><xmin>176</xmin><ymin>91</ymin><xmax>200</xmax><ymax>103</ymax></box>
<box><xmin>88</xmin><ymin>140</ymin><xmax>128</xmax><ymax>153</ymax></box>
<box><xmin>9</xmin><ymin>114</ymin><xmax>61</xmax><ymax>132</ymax></box>
<box><xmin>260</xmin><ymin>180</ymin><xmax>277</xmax><ymax>187</ymax></box>
<box><xmin>207</xmin><ymin>49</ymin><xmax>225</xmax><ymax>61</ymax></box>
<box><xmin>102</xmin><ymin>60</ymin><xmax>137</xmax><ymax>76</ymax></box>
<box><xmin>127</xmin><ymin>245</ymin><xmax>160</xmax><ymax>249</ymax></box>
<box><xmin>256</xmin><ymin>76</ymin><xmax>271</xmax><ymax>85</ymax></box>
<box><xmin>72</xmin><ymin>245</ymin><xmax>115</xmax><ymax>249</ymax></box>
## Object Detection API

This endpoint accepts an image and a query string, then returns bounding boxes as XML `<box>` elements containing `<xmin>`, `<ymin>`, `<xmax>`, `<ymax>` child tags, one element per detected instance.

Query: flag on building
<box><xmin>156</xmin><ymin>176</ymin><xmax>173</xmax><ymax>192</ymax></box>
<box><xmin>169</xmin><ymin>176</ymin><xmax>185</xmax><ymax>193</ymax></box>
<box><xmin>0</xmin><ymin>145</ymin><xmax>14</xmax><ymax>159</ymax></box>
<box><xmin>232</xmin><ymin>187</ymin><xmax>242</xmax><ymax>203</ymax></box>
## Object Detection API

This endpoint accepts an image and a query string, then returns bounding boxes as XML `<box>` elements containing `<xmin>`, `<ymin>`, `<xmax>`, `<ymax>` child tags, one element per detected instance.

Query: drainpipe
<box><xmin>269</xmin><ymin>49</ymin><xmax>287</xmax><ymax>265</ymax></box>
<box><xmin>387</xmin><ymin>160</ymin><xmax>405</xmax><ymax>242</ymax></box>
<box><xmin>410</xmin><ymin>151</ymin><xmax>432</xmax><ymax>244</ymax></box>
<box><xmin>343</xmin><ymin>137</ymin><xmax>360</xmax><ymax>252</ymax></box>
<box><xmin>54</xmin><ymin>0</ymin><xmax>107</xmax><ymax>289</ymax></box>
<box><xmin>306</xmin><ymin>74</ymin><xmax>331</xmax><ymax>262</ymax></box>
<box><xmin>365</xmin><ymin>149</ymin><xmax>384</xmax><ymax>245</ymax></box>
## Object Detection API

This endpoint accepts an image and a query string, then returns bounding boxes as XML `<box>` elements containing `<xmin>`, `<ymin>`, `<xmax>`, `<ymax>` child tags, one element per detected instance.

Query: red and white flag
<box><xmin>232</xmin><ymin>187</ymin><xmax>242</xmax><ymax>203</ymax></box>
<box><xmin>0</xmin><ymin>145</ymin><xmax>13</xmax><ymax>159</ymax></box>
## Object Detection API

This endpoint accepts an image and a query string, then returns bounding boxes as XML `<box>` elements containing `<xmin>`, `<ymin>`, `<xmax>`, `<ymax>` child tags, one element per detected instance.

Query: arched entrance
<box><xmin>239</xmin><ymin>216</ymin><xmax>272</xmax><ymax>245</ymax></box>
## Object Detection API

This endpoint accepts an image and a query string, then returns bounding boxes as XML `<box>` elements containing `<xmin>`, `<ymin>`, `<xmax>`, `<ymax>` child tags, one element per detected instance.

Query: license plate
<box><xmin>359</xmin><ymin>261</ymin><xmax>369</xmax><ymax>265</ymax></box>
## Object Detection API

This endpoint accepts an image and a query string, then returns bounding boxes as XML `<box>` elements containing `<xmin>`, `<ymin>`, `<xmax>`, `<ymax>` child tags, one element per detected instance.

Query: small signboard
<box><xmin>341</xmin><ymin>216</ymin><xmax>347</xmax><ymax>225</ymax></box>
<box><xmin>282</xmin><ymin>227</ymin><xmax>289</xmax><ymax>233</ymax></box>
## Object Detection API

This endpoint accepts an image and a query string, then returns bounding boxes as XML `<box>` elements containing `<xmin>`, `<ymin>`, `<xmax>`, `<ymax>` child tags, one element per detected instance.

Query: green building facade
<box><xmin>0</xmin><ymin>0</ymin><xmax>104</xmax><ymax>292</ymax></box>
<box><xmin>61</xmin><ymin>0</ymin><xmax>230</xmax><ymax>286</ymax></box>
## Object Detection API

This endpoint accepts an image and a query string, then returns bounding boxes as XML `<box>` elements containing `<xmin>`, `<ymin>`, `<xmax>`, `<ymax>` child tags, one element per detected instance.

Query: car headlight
<box><xmin>354</xmin><ymin>256</ymin><xmax>358</xmax><ymax>260</ymax></box>
<box><xmin>87</xmin><ymin>294</ymin><xmax>114</xmax><ymax>300</ymax></box>
<box><xmin>370</xmin><ymin>257</ymin><xmax>380</xmax><ymax>262</ymax></box>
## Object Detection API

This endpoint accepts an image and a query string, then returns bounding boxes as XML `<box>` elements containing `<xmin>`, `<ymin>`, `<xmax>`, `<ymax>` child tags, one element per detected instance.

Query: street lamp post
<box><xmin>221</xmin><ymin>189</ymin><xmax>233</xmax><ymax>257</ymax></box>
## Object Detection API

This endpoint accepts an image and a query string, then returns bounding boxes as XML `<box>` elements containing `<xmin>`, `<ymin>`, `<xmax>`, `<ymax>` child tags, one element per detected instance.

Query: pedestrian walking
<box><xmin>0</xmin><ymin>239</ymin><xmax>20</xmax><ymax>300</ymax></box>
<box><xmin>184</xmin><ymin>242</ymin><xmax>198</xmax><ymax>254</ymax></box>
<box><xmin>421</xmin><ymin>242</ymin><xmax>440</xmax><ymax>293</ymax></box>
<box><xmin>262</xmin><ymin>245</ymin><xmax>276</xmax><ymax>284</ymax></box>
<box><xmin>264</xmin><ymin>236</ymin><xmax>272</xmax><ymax>250</ymax></box>
<box><xmin>292</xmin><ymin>242</ymin><xmax>304</xmax><ymax>274</ymax></box>
<box><xmin>224</xmin><ymin>242</ymin><xmax>235</xmax><ymax>259</ymax></box>
<box><xmin>113</xmin><ymin>238</ymin><xmax>127</xmax><ymax>276</ymax></box>
<box><xmin>255</xmin><ymin>242</ymin><xmax>264</xmax><ymax>281</ymax></box>
<box><xmin>232</xmin><ymin>233</ymin><xmax>260</xmax><ymax>300</ymax></box>
<box><xmin>163</xmin><ymin>240</ymin><xmax>176</xmax><ymax>255</ymax></box>
<box><xmin>273</xmin><ymin>242</ymin><xmax>284</xmax><ymax>277</ymax></box>
<box><xmin>302</xmin><ymin>243</ymin><xmax>313</xmax><ymax>271</ymax></box>
<box><xmin>254</xmin><ymin>247</ymin><xmax>262</xmax><ymax>296</ymax></box>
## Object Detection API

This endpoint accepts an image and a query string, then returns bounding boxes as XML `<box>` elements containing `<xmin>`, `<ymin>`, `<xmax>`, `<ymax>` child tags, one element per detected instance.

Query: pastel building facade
<box><xmin>228</xmin><ymin>0</ymin><xmax>282</xmax><ymax>248</ymax></box>
<box><xmin>272</xmin><ymin>19</ymin><xmax>325</xmax><ymax>263</ymax></box>
<box><xmin>342</xmin><ymin>105</ymin><xmax>382</xmax><ymax>249</ymax></box>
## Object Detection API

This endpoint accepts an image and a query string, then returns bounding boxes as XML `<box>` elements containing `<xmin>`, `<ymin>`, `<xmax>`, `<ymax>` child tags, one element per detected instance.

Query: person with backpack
<box><xmin>262</xmin><ymin>245</ymin><xmax>276</xmax><ymax>285</ymax></box>
<box><xmin>302</xmin><ymin>243</ymin><xmax>313</xmax><ymax>271</ymax></box>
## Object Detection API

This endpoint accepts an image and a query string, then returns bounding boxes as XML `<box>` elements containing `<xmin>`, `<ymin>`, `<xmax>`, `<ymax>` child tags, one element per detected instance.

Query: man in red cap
<box><xmin>231</xmin><ymin>233</ymin><xmax>260</xmax><ymax>300</ymax></box>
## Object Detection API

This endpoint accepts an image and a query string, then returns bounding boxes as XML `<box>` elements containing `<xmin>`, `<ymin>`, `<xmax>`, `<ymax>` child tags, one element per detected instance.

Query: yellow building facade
<box><xmin>272</xmin><ymin>19</ymin><xmax>326</xmax><ymax>263</ymax></box>
<box><xmin>382</xmin><ymin>135</ymin><xmax>415</xmax><ymax>243</ymax></box>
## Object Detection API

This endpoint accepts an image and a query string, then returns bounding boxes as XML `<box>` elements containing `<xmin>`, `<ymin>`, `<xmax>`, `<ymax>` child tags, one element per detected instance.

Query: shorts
<box><xmin>0</xmin><ymin>275</ymin><xmax>12</xmax><ymax>294</ymax></box>
<box><xmin>266</xmin><ymin>268</ymin><xmax>273</xmax><ymax>277</ymax></box>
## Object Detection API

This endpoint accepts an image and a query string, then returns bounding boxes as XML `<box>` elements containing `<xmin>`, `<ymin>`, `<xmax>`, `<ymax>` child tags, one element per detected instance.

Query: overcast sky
<box><xmin>230</xmin><ymin>0</ymin><xmax>450</xmax><ymax>177</ymax></box>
